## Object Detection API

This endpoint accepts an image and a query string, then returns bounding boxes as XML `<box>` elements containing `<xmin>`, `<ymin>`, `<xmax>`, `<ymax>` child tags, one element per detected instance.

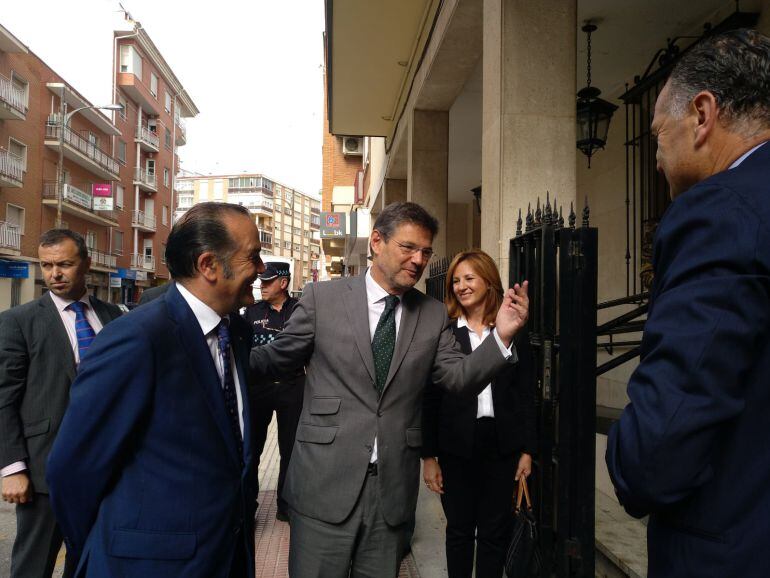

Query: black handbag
<box><xmin>505</xmin><ymin>476</ymin><xmax>542</xmax><ymax>577</ymax></box>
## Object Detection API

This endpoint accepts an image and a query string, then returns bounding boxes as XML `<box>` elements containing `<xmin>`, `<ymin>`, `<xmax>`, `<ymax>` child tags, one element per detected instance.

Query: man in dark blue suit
<box><xmin>606</xmin><ymin>29</ymin><xmax>770</xmax><ymax>577</ymax></box>
<box><xmin>47</xmin><ymin>202</ymin><xmax>265</xmax><ymax>577</ymax></box>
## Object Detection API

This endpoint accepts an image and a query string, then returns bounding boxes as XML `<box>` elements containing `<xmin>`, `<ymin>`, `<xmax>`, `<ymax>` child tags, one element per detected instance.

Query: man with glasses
<box><xmin>243</xmin><ymin>262</ymin><xmax>302</xmax><ymax>522</ymax></box>
<box><xmin>251</xmin><ymin>202</ymin><xmax>530</xmax><ymax>577</ymax></box>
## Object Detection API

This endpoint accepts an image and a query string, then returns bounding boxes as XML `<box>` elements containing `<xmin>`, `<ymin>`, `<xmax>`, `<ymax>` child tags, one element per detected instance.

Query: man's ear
<box><xmin>370</xmin><ymin>229</ymin><xmax>383</xmax><ymax>258</ymax></box>
<box><xmin>692</xmin><ymin>90</ymin><xmax>719</xmax><ymax>148</ymax></box>
<box><xmin>196</xmin><ymin>252</ymin><xmax>219</xmax><ymax>282</ymax></box>
<box><xmin>280</xmin><ymin>277</ymin><xmax>289</xmax><ymax>291</ymax></box>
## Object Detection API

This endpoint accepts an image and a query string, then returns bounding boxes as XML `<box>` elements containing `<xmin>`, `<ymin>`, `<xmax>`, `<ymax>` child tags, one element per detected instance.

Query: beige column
<box><xmin>384</xmin><ymin>178</ymin><xmax>407</xmax><ymax>205</ymax></box>
<box><xmin>407</xmin><ymin>109</ymin><xmax>449</xmax><ymax>260</ymax></box>
<box><xmin>482</xmin><ymin>0</ymin><xmax>577</xmax><ymax>283</ymax></box>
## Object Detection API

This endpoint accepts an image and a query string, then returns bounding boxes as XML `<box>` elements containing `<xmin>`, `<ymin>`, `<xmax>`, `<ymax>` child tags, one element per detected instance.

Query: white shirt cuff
<box><xmin>1</xmin><ymin>461</ymin><xmax>27</xmax><ymax>477</ymax></box>
<box><xmin>492</xmin><ymin>328</ymin><xmax>518</xmax><ymax>363</ymax></box>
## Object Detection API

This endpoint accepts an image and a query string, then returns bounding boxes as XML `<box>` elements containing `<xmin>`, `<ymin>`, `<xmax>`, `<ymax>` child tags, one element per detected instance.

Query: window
<box><xmin>165</xmin><ymin>127</ymin><xmax>171</xmax><ymax>149</ymax></box>
<box><xmin>164</xmin><ymin>168</ymin><xmax>170</xmax><ymax>187</ymax></box>
<box><xmin>113</xmin><ymin>230</ymin><xmax>124</xmax><ymax>255</ymax></box>
<box><xmin>6</xmin><ymin>204</ymin><xmax>25</xmax><ymax>234</ymax></box>
<box><xmin>85</xmin><ymin>230</ymin><xmax>97</xmax><ymax>250</ymax></box>
<box><xmin>164</xmin><ymin>91</ymin><xmax>171</xmax><ymax>113</ymax></box>
<box><xmin>162</xmin><ymin>206</ymin><xmax>169</xmax><ymax>226</ymax></box>
<box><xmin>147</xmin><ymin>118</ymin><xmax>157</xmax><ymax>134</ymax></box>
<box><xmin>117</xmin><ymin>140</ymin><xmax>127</xmax><ymax>164</ymax></box>
<box><xmin>119</xmin><ymin>95</ymin><xmax>127</xmax><ymax>119</ymax></box>
<box><xmin>150</xmin><ymin>73</ymin><xmax>158</xmax><ymax>97</ymax></box>
<box><xmin>8</xmin><ymin>139</ymin><xmax>27</xmax><ymax>171</ymax></box>
<box><xmin>213</xmin><ymin>180</ymin><xmax>224</xmax><ymax>199</ymax></box>
<box><xmin>284</xmin><ymin>241</ymin><xmax>291</xmax><ymax>250</ymax></box>
<box><xmin>11</xmin><ymin>72</ymin><xmax>29</xmax><ymax>107</ymax></box>
<box><xmin>88</xmin><ymin>132</ymin><xmax>99</xmax><ymax>149</ymax></box>
<box><xmin>120</xmin><ymin>45</ymin><xmax>142</xmax><ymax>79</ymax></box>
<box><xmin>293</xmin><ymin>244</ymin><xmax>301</xmax><ymax>252</ymax></box>
<box><xmin>304</xmin><ymin>214</ymin><xmax>310</xmax><ymax>223</ymax></box>
<box><xmin>116</xmin><ymin>184</ymin><xmax>124</xmax><ymax>209</ymax></box>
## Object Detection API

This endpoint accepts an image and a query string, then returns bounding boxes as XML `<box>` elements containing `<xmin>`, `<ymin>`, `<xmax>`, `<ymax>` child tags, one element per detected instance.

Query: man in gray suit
<box><xmin>251</xmin><ymin>202</ymin><xmax>529</xmax><ymax>577</ymax></box>
<box><xmin>0</xmin><ymin>229</ymin><xmax>122</xmax><ymax>578</ymax></box>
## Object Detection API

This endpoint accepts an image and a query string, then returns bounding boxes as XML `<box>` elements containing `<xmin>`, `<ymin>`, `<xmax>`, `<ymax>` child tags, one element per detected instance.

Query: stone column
<box><xmin>407</xmin><ymin>109</ymin><xmax>449</xmax><ymax>260</ymax></box>
<box><xmin>482</xmin><ymin>0</ymin><xmax>577</xmax><ymax>283</ymax></box>
<box><xmin>384</xmin><ymin>178</ymin><xmax>407</xmax><ymax>205</ymax></box>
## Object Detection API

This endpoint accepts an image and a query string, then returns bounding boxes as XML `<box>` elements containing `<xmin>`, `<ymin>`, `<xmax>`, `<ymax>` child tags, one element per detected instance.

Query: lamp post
<box><xmin>55</xmin><ymin>85</ymin><xmax>123</xmax><ymax>228</ymax></box>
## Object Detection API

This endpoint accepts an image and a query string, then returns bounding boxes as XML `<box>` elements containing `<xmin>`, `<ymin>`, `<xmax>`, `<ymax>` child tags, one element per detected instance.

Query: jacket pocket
<box><xmin>109</xmin><ymin>528</ymin><xmax>197</xmax><ymax>560</ymax></box>
<box><xmin>23</xmin><ymin>418</ymin><xmax>50</xmax><ymax>438</ymax></box>
<box><xmin>309</xmin><ymin>396</ymin><xmax>341</xmax><ymax>415</ymax></box>
<box><xmin>405</xmin><ymin>428</ymin><xmax>422</xmax><ymax>448</ymax></box>
<box><xmin>296</xmin><ymin>424</ymin><xmax>338</xmax><ymax>444</ymax></box>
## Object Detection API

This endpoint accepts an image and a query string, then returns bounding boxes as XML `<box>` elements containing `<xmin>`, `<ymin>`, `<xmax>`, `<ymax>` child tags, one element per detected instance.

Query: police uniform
<box><xmin>242</xmin><ymin>263</ymin><xmax>304</xmax><ymax>521</ymax></box>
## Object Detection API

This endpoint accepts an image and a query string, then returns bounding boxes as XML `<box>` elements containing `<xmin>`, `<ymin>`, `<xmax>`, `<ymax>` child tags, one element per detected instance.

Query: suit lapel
<box><xmin>88</xmin><ymin>296</ymin><xmax>117</xmax><ymax>325</ymax></box>
<box><xmin>40</xmin><ymin>294</ymin><xmax>76</xmax><ymax>381</ymax></box>
<box><xmin>344</xmin><ymin>275</ymin><xmax>377</xmax><ymax>384</ymax></box>
<box><xmin>453</xmin><ymin>324</ymin><xmax>472</xmax><ymax>355</ymax></box>
<box><xmin>382</xmin><ymin>288</ymin><xmax>421</xmax><ymax>393</ymax></box>
<box><xmin>166</xmin><ymin>284</ymin><xmax>240</xmax><ymax>468</ymax></box>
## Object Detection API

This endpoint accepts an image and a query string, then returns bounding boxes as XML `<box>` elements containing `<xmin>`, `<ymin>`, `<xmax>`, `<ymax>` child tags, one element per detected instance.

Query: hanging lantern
<box><xmin>576</xmin><ymin>23</ymin><xmax>617</xmax><ymax>167</ymax></box>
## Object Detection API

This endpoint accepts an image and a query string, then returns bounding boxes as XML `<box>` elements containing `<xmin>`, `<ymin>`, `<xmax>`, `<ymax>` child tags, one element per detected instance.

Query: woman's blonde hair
<box><xmin>444</xmin><ymin>249</ymin><xmax>504</xmax><ymax>327</ymax></box>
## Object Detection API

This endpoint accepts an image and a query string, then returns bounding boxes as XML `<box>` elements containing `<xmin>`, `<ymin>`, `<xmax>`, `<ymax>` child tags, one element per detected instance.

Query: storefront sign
<box><xmin>109</xmin><ymin>275</ymin><xmax>122</xmax><ymax>288</ymax></box>
<box><xmin>320</xmin><ymin>212</ymin><xmax>346</xmax><ymax>238</ymax></box>
<box><xmin>0</xmin><ymin>260</ymin><xmax>29</xmax><ymax>278</ymax></box>
<box><xmin>92</xmin><ymin>183</ymin><xmax>114</xmax><ymax>211</ymax></box>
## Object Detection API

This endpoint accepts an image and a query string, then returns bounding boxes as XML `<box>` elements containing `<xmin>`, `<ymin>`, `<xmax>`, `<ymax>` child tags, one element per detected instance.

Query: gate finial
<box><xmin>526</xmin><ymin>202</ymin><xmax>533</xmax><ymax>232</ymax></box>
<box><xmin>582</xmin><ymin>196</ymin><xmax>591</xmax><ymax>227</ymax></box>
<box><xmin>569</xmin><ymin>201</ymin><xmax>576</xmax><ymax>229</ymax></box>
<box><xmin>558</xmin><ymin>205</ymin><xmax>565</xmax><ymax>228</ymax></box>
<box><xmin>516</xmin><ymin>208</ymin><xmax>522</xmax><ymax>236</ymax></box>
<box><xmin>535</xmin><ymin>198</ymin><xmax>542</xmax><ymax>226</ymax></box>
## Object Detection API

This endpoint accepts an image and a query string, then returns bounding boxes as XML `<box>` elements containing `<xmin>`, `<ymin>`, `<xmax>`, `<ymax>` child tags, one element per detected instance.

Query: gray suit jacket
<box><xmin>251</xmin><ymin>274</ymin><xmax>516</xmax><ymax>525</ymax></box>
<box><xmin>0</xmin><ymin>292</ymin><xmax>121</xmax><ymax>493</ymax></box>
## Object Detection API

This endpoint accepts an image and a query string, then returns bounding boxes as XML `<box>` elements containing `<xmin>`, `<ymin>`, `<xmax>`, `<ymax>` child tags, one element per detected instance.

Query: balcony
<box><xmin>44</xmin><ymin>124</ymin><xmax>120</xmax><ymax>181</ymax></box>
<box><xmin>0</xmin><ymin>73</ymin><xmax>27</xmax><ymax>120</ymax></box>
<box><xmin>131</xmin><ymin>210</ymin><xmax>157</xmax><ymax>232</ymax></box>
<box><xmin>117</xmin><ymin>72</ymin><xmax>160</xmax><ymax>115</ymax></box>
<box><xmin>0</xmin><ymin>221</ymin><xmax>21</xmax><ymax>254</ymax></box>
<box><xmin>247</xmin><ymin>201</ymin><xmax>274</xmax><ymax>216</ymax></box>
<box><xmin>135</xmin><ymin>126</ymin><xmax>160</xmax><ymax>152</ymax></box>
<box><xmin>89</xmin><ymin>249</ymin><xmax>117</xmax><ymax>271</ymax></box>
<box><xmin>0</xmin><ymin>148</ymin><xmax>23</xmax><ymax>188</ymax></box>
<box><xmin>133</xmin><ymin>167</ymin><xmax>157</xmax><ymax>193</ymax></box>
<box><xmin>175</xmin><ymin>114</ymin><xmax>187</xmax><ymax>146</ymax></box>
<box><xmin>131</xmin><ymin>253</ymin><xmax>156</xmax><ymax>272</ymax></box>
<box><xmin>259</xmin><ymin>231</ymin><xmax>273</xmax><ymax>248</ymax></box>
<box><xmin>42</xmin><ymin>182</ymin><xmax>119</xmax><ymax>227</ymax></box>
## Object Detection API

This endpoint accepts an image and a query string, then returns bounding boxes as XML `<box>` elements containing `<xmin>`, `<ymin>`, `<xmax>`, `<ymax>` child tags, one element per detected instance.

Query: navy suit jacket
<box><xmin>606</xmin><ymin>142</ymin><xmax>770</xmax><ymax>577</ymax></box>
<box><xmin>47</xmin><ymin>283</ymin><xmax>256</xmax><ymax>578</ymax></box>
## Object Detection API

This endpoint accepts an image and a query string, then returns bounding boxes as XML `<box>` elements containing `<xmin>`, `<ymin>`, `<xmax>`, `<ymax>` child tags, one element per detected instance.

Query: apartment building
<box><xmin>111</xmin><ymin>19</ymin><xmax>198</xmax><ymax>303</ymax></box>
<box><xmin>175</xmin><ymin>173</ymin><xmax>322</xmax><ymax>291</ymax></box>
<box><xmin>0</xmin><ymin>23</ymin><xmax>124</xmax><ymax>309</ymax></box>
<box><xmin>0</xmin><ymin>19</ymin><xmax>197</xmax><ymax>311</ymax></box>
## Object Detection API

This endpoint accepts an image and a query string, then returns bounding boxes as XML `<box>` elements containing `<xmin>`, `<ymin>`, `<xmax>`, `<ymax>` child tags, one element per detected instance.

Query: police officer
<box><xmin>243</xmin><ymin>262</ymin><xmax>303</xmax><ymax>522</ymax></box>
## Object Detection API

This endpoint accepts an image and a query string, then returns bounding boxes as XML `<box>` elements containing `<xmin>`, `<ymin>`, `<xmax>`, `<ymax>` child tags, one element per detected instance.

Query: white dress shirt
<box><xmin>456</xmin><ymin>316</ymin><xmax>496</xmax><ymax>418</ymax></box>
<box><xmin>364</xmin><ymin>268</ymin><xmax>513</xmax><ymax>463</ymax></box>
<box><xmin>177</xmin><ymin>283</ymin><xmax>245</xmax><ymax>437</ymax></box>
<box><xmin>1</xmin><ymin>292</ymin><xmax>105</xmax><ymax>478</ymax></box>
<box><xmin>729</xmin><ymin>141</ymin><xmax>767</xmax><ymax>169</ymax></box>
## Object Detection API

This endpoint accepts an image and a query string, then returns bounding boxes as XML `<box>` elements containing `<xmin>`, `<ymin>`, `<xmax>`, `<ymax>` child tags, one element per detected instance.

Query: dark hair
<box><xmin>39</xmin><ymin>229</ymin><xmax>89</xmax><ymax>260</ymax></box>
<box><xmin>667</xmin><ymin>29</ymin><xmax>770</xmax><ymax>130</ymax></box>
<box><xmin>165</xmin><ymin>202</ymin><xmax>250</xmax><ymax>280</ymax></box>
<box><xmin>372</xmin><ymin>202</ymin><xmax>439</xmax><ymax>240</ymax></box>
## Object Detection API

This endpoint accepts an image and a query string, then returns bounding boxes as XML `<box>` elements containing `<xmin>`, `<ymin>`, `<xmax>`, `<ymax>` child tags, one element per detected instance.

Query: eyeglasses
<box><xmin>391</xmin><ymin>239</ymin><xmax>434</xmax><ymax>261</ymax></box>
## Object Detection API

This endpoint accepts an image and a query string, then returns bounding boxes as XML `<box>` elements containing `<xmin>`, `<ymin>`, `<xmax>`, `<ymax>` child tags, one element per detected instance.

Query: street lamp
<box><xmin>55</xmin><ymin>85</ymin><xmax>123</xmax><ymax>228</ymax></box>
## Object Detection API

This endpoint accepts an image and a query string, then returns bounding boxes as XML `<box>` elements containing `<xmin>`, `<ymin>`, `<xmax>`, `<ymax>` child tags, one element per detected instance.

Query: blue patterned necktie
<box><xmin>68</xmin><ymin>301</ymin><xmax>96</xmax><ymax>363</ymax></box>
<box><xmin>371</xmin><ymin>294</ymin><xmax>399</xmax><ymax>396</ymax></box>
<box><xmin>216</xmin><ymin>319</ymin><xmax>244</xmax><ymax>466</ymax></box>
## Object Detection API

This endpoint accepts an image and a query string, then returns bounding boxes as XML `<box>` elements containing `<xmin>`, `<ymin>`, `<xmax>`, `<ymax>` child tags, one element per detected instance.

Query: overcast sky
<box><xmin>3</xmin><ymin>0</ymin><xmax>325</xmax><ymax>196</ymax></box>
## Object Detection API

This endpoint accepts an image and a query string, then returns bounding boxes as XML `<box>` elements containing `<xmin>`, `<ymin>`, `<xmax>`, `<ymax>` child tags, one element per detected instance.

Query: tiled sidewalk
<box><xmin>254</xmin><ymin>418</ymin><xmax>422</xmax><ymax>577</ymax></box>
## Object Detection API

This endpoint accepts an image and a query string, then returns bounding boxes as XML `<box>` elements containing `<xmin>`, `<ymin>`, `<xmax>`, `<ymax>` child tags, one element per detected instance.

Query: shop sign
<box><xmin>92</xmin><ymin>183</ymin><xmax>114</xmax><ymax>211</ymax></box>
<box><xmin>0</xmin><ymin>260</ymin><xmax>29</xmax><ymax>278</ymax></box>
<box><xmin>320</xmin><ymin>212</ymin><xmax>346</xmax><ymax>238</ymax></box>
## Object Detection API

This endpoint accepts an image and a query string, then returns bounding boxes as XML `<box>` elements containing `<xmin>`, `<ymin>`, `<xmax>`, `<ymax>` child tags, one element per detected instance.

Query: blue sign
<box><xmin>115</xmin><ymin>268</ymin><xmax>138</xmax><ymax>280</ymax></box>
<box><xmin>0</xmin><ymin>260</ymin><xmax>29</xmax><ymax>278</ymax></box>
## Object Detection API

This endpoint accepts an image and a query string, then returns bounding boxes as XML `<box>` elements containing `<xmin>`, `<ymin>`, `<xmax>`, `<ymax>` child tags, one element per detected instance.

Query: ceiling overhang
<box><xmin>46</xmin><ymin>83</ymin><xmax>122</xmax><ymax>137</ymax></box>
<box><xmin>325</xmin><ymin>0</ymin><xmax>440</xmax><ymax>138</ymax></box>
<box><xmin>0</xmin><ymin>24</ymin><xmax>27</xmax><ymax>54</ymax></box>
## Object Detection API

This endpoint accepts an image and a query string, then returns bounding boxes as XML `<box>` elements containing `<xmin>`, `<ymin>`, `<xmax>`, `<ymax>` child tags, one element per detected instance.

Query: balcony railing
<box><xmin>175</xmin><ymin>114</ymin><xmax>187</xmax><ymax>144</ymax></box>
<box><xmin>132</xmin><ymin>210</ymin><xmax>157</xmax><ymax>231</ymax></box>
<box><xmin>0</xmin><ymin>148</ymin><xmax>23</xmax><ymax>186</ymax></box>
<box><xmin>260</xmin><ymin>231</ymin><xmax>273</xmax><ymax>246</ymax></box>
<box><xmin>42</xmin><ymin>182</ymin><xmax>119</xmax><ymax>224</ymax></box>
<box><xmin>135</xmin><ymin>126</ymin><xmax>160</xmax><ymax>150</ymax></box>
<box><xmin>0</xmin><ymin>73</ymin><xmax>27</xmax><ymax>116</ymax></box>
<box><xmin>45</xmin><ymin>124</ymin><xmax>120</xmax><ymax>177</ymax></box>
<box><xmin>131</xmin><ymin>253</ymin><xmax>156</xmax><ymax>271</ymax></box>
<box><xmin>133</xmin><ymin>167</ymin><xmax>157</xmax><ymax>191</ymax></box>
<box><xmin>90</xmin><ymin>249</ymin><xmax>117</xmax><ymax>269</ymax></box>
<box><xmin>0</xmin><ymin>221</ymin><xmax>21</xmax><ymax>252</ymax></box>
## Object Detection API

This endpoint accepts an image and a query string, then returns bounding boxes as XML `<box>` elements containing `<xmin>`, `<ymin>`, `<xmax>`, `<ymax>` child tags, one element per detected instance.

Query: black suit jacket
<box><xmin>0</xmin><ymin>292</ymin><xmax>121</xmax><ymax>492</ymax></box>
<box><xmin>422</xmin><ymin>322</ymin><xmax>536</xmax><ymax>459</ymax></box>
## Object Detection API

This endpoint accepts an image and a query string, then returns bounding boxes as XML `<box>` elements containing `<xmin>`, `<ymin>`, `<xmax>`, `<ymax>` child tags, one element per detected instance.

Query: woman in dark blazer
<box><xmin>422</xmin><ymin>249</ymin><xmax>536</xmax><ymax>578</ymax></box>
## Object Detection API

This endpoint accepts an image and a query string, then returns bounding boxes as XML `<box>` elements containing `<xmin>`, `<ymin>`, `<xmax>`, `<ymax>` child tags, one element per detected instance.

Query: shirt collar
<box><xmin>455</xmin><ymin>315</ymin><xmax>491</xmax><ymax>335</ymax></box>
<box><xmin>365</xmin><ymin>268</ymin><xmax>400</xmax><ymax>306</ymax></box>
<box><xmin>729</xmin><ymin>141</ymin><xmax>768</xmax><ymax>170</ymax></box>
<box><xmin>176</xmin><ymin>282</ymin><xmax>227</xmax><ymax>336</ymax></box>
<box><xmin>49</xmin><ymin>291</ymin><xmax>90</xmax><ymax>313</ymax></box>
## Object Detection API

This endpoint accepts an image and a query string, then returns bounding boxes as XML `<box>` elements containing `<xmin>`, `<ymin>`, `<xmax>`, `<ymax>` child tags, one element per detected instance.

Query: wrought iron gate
<box><xmin>509</xmin><ymin>198</ymin><xmax>598</xmax><ymax>578</ymax></box>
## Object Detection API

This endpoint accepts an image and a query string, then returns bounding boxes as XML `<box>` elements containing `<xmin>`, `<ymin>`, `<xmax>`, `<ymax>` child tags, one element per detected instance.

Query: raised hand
<box><xmin>494</xmin><ymin>281</ymin><xmax>529</xmax><ymax>347</ymax></box>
